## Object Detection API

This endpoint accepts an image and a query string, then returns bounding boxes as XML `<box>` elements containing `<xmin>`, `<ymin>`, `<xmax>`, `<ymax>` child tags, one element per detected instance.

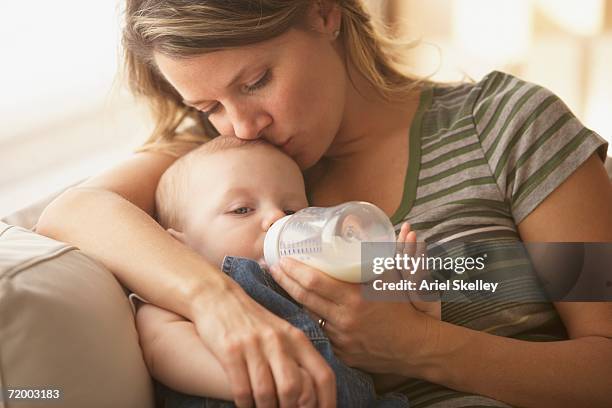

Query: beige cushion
<box><xmin>0</xmin><ymin>222</ymin><xmax>154</xmax><ymax>407</ymax></box>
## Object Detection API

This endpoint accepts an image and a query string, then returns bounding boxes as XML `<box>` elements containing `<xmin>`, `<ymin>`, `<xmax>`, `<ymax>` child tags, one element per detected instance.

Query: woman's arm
<box><xmin>36</xmin><ymin>151</ymin><xmax>336</xmax><ymax>408</ymax></box>
<box><xmin>37</xmin><ymin>151</ymin><xmax>231</xmax><ymax>315</ymax></box>
<box><xmin>419</xmin><ymin>313</ymin><xmax>612</xmax><ymax>407</ymax></box>
<box><xmin>269</xmin><ymin>154</ymin><xmax>612</xmax><ymax>407</ymax></box>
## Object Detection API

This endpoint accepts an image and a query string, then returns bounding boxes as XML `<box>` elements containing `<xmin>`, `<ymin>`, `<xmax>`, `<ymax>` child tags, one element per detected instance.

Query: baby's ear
<box><xmin>167</xmin><ymin>228</ymin><xmax>186</xmax><ymax>244</ymax></box>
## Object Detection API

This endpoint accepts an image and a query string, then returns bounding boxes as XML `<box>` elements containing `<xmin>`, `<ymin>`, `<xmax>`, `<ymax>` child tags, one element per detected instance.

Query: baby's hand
<box><xmin>396</xmin><ymin>223</ymin><xmax>441</xmax><ymax>321</ymax></box>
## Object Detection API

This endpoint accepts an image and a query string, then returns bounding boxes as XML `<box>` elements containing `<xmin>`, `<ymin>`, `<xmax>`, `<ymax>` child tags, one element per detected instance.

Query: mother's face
<box><xmin>154</xmin><ymin>27</ymin><xmax>347</xmax><ymax>170</ymax></box>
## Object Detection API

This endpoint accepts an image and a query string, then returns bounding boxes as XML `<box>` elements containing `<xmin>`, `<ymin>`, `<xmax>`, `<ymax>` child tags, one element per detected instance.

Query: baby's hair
<box><xmin>156</xmin><ymin>136</ymin><xmax>275</xmax><ymax>231</ymax></box>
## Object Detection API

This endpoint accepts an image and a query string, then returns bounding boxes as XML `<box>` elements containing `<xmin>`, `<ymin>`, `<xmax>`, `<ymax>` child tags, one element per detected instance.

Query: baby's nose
<box><xmin>263</xmin><ymin>209</ymin><xmax>287</xmax><ymax>231</ymax></box>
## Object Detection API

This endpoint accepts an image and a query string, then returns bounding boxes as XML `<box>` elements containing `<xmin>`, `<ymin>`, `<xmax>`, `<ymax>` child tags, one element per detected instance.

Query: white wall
<box><xmin>389</xmin><ymin>0</ymin><xmax>612</xmax><ymax>145</ymax></box>
<box><xmin>0</xmin><ymin>1</ymin><xmax>151</xmax><ymax>216</ymax></box>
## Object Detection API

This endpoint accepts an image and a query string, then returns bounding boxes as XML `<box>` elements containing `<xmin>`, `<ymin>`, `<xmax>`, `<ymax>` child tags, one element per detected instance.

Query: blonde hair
<box><xmin>156</xmin><ymin>136</ymin><xmax>281</xmax><ymax>230</ymax></box>
<box><xmin>123</xmin><ymin>0</ymin><xmax>423</xmax><ymax>153</ymax></box>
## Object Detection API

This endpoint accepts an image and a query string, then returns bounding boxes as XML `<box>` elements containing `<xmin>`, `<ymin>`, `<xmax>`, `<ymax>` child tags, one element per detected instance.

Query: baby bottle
<box><xmin>263</xmin><ymin>201</ymin><xmax>395</xmax><ymax>283</ymax></box>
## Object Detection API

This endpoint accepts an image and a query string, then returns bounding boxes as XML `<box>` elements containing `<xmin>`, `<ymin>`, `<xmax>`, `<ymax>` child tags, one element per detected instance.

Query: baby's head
<box><xmin>156</xmin><ymin>136</ymin><xmax>308</xmax><ymax>267</ymax></box>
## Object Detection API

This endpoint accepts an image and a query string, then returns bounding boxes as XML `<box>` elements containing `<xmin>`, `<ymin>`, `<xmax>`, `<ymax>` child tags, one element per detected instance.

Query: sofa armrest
<box><xmin>0</xmin><ymin>222</ymin><xmax>154</xmax><ymax>408</ymax></box>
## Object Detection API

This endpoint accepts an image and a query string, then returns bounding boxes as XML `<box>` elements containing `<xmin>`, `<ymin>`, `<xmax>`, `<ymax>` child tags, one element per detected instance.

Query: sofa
<box><xmin>1</xmin><ymin>190</ymin><xmax>155</xmax><ymax>407</ymax></box>
<box><xmin>2</xmin><ymin>157</ymin><xmax>612</xmax><ymax>408</ymax></box>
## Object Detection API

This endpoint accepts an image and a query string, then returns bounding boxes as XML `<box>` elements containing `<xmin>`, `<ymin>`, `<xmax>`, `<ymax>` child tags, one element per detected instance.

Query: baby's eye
<box><xmin>232</xmin><ymin>207</ymin><xmax>253</xmax><ymax>215</ymax></box>
<box><xmin>284</xmin><ymin>210</ymin><xmax>296</xmax><ymax>215</ymax></box>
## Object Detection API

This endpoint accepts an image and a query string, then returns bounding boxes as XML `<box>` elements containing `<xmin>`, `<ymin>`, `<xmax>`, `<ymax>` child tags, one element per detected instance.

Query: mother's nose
<box><xmin>230</xmin><ymin>107</ymin><xmax>272</xmax><ymax>141</ymax></box>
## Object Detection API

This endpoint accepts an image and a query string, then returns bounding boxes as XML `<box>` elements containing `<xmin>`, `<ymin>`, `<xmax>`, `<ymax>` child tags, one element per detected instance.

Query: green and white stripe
<box><xmin>387</xmin><ymin>71</ymin><xmax>607</xmax><ymax>407</ymax></box>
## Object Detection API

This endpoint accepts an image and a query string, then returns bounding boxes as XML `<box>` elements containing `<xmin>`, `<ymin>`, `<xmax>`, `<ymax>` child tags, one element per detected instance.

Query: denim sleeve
<box><xmin>221</xmin><ymin>256</ymin><xmax>330</xmax><ymax>341</ymax></box>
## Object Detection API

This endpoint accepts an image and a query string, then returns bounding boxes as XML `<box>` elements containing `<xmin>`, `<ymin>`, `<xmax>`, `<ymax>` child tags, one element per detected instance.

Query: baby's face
<box><xmin>181</xmin><ymin>145</ymin><xmax>308</xmax><ymax>267</ymax></box>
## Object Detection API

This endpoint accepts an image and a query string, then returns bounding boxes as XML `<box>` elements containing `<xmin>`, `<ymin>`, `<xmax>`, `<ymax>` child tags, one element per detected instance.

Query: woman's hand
<box><xmin>268</xmin><ymin>223</ymin><xmax>440</xmax><ymax>377</ymax></box>
<box><xmin>396</xmin><ymin>223</ymin><xmax>441</xmax><ymax>320</ymax></box>
<box><xmin>190</xmin><ymin>286</ymin><xmax>336</xmax><ymax>408</ymax></box>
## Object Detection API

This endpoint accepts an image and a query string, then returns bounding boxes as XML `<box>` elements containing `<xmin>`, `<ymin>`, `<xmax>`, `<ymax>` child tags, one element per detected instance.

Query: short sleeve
<box><xmin>472</xmin><ymin>71</ymin><xmax>608</xmax><ymax>224</ymax></box>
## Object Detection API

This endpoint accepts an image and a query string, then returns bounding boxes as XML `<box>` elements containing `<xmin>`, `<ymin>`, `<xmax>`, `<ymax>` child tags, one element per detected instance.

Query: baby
<box><xmin>135</xmin><ymin>136</ymin><xmax>430</xmax><ymax>407</ymax></box>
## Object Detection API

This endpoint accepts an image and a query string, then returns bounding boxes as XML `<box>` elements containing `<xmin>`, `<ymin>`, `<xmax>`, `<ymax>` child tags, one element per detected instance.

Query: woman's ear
<box><xmin>167</xmin><ymin>228</ymin><xmax>187</xmax><ymax>244</ymax></box>
<box><xmin>308</xmin><ymin>0</ymin><xmax>342</xmax><ymax>37</ymax></box>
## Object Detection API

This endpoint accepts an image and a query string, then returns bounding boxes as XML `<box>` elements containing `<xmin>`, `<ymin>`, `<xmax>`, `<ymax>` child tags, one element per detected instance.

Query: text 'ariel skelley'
<box><xmin>371</xmin><ymin>278</ymin><xmax>499</xmax><ymax>293</ymax></box>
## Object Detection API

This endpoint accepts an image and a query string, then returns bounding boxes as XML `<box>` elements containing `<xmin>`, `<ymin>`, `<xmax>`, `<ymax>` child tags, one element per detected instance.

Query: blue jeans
<box><xmin>155</xmin><ymin>256</ymin><xmax>410</xmax><ymax>408</ymax></box>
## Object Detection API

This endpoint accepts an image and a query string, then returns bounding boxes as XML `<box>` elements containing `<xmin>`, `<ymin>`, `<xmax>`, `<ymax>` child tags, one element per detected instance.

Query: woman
<box><xmin>37</xmin><ymin>1</ymin><xmax>612</xmax><ymax>407</ymax></box>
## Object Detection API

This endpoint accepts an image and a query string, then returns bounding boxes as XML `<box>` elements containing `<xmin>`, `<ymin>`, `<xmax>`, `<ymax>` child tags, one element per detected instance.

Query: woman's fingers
<box><xmin>218</xmin><ymin>350</ymin><xmax>254</xmax><ymax>408</ymax></box>
<box><xmin>397</xmin><ymin>222</ymin><xmax>410</xmax><ymax>243</ymax></box>
<box><xmin>397</xmin><ymin>223</ymin><xmax>442</xmax><ymax>319</ymax></box>
<box><xmin>195</xmin><ymin>293</ymin><xmax>325</xmax><ymax>407</ymax></box>
<box><xmin>264</xmin><ymin>334</ymin><xmax>304</xmax><ymax>408</ymax></box>
<box><xmin>293</xmin><ymin>335</ymin><xmax>337</xmax><ymax>408</ymax></box>
<box><xmin>395</xmin><ymin>225</ymin><xmax>441</xmax><ymax>319</ymax></box>
<box><xmin>221</xmin><ymin>328</ymin><xmax>335</xmax><ymax>408</ymax></box>
<box><xmin>297</xmin><ymin>367</ymin><xmax>317</xmax><ymax>408</ymax></box>
<box><xmin>244</xmin><ymin>346</ymin><xmax>278</xmax><ymax>408</ymax></box>
<box><xmin>261</xmin><ymin>327</ymin><xmax>335</xmax><ymax>408</ymax></box>
<box><xmin>396</xmin><ymin>223</ymin><xmax>417</xmax><ymax>264</ymax></box>
<box><xmin>280</xmin><ymin>257</ymin><xmax>345</xmax><ymax>302</ymax></box>
<box><xmin>269</xmin><ymin>260</ymin><xmax>340</xmax><ymax>319</ymax></box>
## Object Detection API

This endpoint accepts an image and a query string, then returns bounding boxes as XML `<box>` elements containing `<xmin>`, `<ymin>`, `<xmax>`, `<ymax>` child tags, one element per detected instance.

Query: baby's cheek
<box><xmin>230</xmin><ymin>237</ymin><xmax>263</xmax><ymax>262</ymax></box>
<box><xmin>196</xmin><ymin>242</ymin><xmax>225</xmax><ymax>270</ymax></box>
<box><xmin>247</xmin><ymin>244</ymin><xmax>264</xmax><ymax>263</ymax></box>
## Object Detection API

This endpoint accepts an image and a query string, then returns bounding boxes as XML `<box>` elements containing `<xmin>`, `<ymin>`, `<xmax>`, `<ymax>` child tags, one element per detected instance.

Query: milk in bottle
<box><xmin>263</xmin><ymin>201</ymin><xmax>396</xmax><ymax>282</ymax></box>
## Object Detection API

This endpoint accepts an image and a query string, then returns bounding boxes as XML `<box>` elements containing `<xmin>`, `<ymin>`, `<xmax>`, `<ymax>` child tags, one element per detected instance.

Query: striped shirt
<box><xmin>388</xmin><ymin>71</ymin><xmax>608</xmax><ymax>407</ymax></box>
